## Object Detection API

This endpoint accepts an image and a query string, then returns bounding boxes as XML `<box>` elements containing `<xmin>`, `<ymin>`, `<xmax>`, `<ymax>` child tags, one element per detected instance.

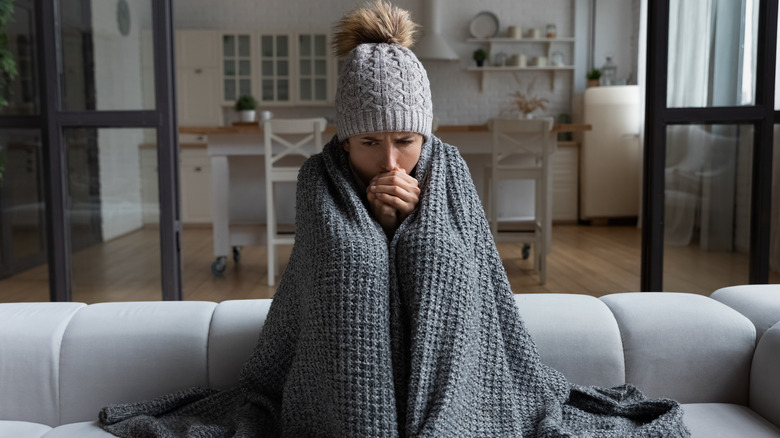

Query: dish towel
<box><xmin>99</xmin><ymin>135</ymin><xmax>689</xmax><ymax>437</ymax></box>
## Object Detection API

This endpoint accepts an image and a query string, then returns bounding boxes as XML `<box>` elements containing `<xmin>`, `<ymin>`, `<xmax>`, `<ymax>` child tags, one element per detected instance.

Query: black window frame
<box><xmin>642</xmin><ymin>0</ymin><xmax>778</xmax><ymax>290</ymax></box>
<box><xmin>0</xmin><ymin>0</ymin><xmax>182</xmax><ymax>301</ymax></box>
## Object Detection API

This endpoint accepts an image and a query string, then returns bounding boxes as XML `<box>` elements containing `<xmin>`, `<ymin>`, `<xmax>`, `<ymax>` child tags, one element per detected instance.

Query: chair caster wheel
<box><xmin>522</xmin><ymin>244</ymin><xmax>531</xmax><ymax>260</ymax></box>
<box><xmin>211</xmin><ymin>256</ymin><xmax>227</xmax><ymax>276</ymax></box>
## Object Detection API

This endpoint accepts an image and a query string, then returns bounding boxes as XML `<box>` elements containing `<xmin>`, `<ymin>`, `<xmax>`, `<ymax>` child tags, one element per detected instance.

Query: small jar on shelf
<box><xmin>545</xmin><ymin>24</ymin><xmax>557</xmax><ymax>38</ymax></box>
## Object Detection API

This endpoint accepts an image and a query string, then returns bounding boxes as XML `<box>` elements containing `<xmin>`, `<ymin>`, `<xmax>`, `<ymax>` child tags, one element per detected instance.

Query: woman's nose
<box><xmin>380</xmin><ymin>144</ymin><xmax>397</xmax><ymax>170</ymax></box>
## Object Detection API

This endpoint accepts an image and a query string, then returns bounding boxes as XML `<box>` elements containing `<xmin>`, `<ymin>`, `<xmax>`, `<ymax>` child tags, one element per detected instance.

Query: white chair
<box><xmin>484</xmin><ymin>117</ymin><xmax>554</xmax><ymax>284</ymax></box>
<box><xmin>264</xmin><ymin>117</ymin><xmax>327</xmax><ymax>286</ymax></box>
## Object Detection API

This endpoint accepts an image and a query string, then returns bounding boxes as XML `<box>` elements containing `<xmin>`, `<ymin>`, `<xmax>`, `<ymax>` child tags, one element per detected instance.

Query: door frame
<box><xmin>31</xmin><ymin>0</ymin><xmax>182</xmax><ymax>301</ymax></box>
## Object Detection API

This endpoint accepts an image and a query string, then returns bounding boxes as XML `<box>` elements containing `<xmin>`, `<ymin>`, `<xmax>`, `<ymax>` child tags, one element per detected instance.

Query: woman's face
<box><xmin>343</xmin><ymin>132</ymin><xmax>424</xmax><ymax>185</ymax></box>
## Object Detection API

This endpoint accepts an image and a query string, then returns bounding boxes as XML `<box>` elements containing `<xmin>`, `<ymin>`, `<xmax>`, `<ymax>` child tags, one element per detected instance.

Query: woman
<box><xmin>99</xmin><ymin>2</ymin><xmax>689</xmax><ymax>437</ymax></box>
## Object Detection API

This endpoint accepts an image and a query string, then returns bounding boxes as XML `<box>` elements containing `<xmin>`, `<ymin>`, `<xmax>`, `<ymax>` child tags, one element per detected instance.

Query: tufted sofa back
<box><xmin>0</xmin><ymin>292</ymin><xmax>759</xmax><ymax>427</ymax></box>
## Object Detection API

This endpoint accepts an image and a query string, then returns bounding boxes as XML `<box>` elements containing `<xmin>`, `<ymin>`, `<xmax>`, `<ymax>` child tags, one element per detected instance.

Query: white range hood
<box><xmin>414</xmin><ymin>0</ymin><xmax>458</xmax><ymax>61</ymax></box>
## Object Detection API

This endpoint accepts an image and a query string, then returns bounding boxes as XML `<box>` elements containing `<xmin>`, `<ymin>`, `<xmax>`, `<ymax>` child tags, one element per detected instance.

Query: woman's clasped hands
<box><xmin>366</xmin><ymin>167</ymin><xmax>420</xmax><ymax>234</ymax></box>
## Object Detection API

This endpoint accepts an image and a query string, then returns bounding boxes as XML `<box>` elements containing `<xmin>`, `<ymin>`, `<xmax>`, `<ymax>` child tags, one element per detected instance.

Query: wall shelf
<box><xmin>466</xmin><ymin>66</ymin><xmax>575</xmax><ymax>71</ymax></box>
<box><xmin>467</xmin><ymin>66</ymin><xmax>575</xmax><ymax>91</ymax></box>
<box><xmin>466</xmin><ymin>37</ymin><xmax>576</xmax><ymax>91</ymax></box>
<box><xmin>467</xmin><ymin>37</ymin><xmax>576</xmax><ymax>44</ymax></box>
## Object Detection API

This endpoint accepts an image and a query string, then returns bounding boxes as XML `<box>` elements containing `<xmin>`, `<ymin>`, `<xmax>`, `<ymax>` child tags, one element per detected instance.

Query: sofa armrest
<box><xmin>711</xmin><ymin>284</ymin><xmax>780</xmax><ymax>342</ymax></box>
<box><xmin>0</xmin><ymin>303</ymin><xmax>85</xmax><ymax>427</ymax></box>
<box><xmin>751</xmin><ymin>321</ymin><xmax>780</xmax><ymax>429</ymax></box>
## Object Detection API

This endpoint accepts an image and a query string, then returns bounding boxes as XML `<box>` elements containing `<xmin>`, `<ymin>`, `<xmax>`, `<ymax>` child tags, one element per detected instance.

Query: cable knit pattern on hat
<box><xmin>336</xmin><ymin>43</ymin><xmax>432</xmax><ymax>141</ymax></box>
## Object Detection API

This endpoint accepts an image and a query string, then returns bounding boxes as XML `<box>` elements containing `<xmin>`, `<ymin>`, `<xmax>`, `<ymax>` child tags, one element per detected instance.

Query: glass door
<box><xmin>643</xmin><ymin>0</ymin><xmax>777</xmax><ymax>290</ymax></box>
<box><xmin>0</xmin><ymin>0</ymin><xmax>181</xmax><ymax>302</ymax></box>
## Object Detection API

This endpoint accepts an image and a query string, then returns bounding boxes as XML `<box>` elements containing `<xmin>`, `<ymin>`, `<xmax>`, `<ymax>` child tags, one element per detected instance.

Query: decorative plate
<box><xmin>470</xmin><ymin>11</ymin><xmax>499</xmax><ymax>39</ymax></box>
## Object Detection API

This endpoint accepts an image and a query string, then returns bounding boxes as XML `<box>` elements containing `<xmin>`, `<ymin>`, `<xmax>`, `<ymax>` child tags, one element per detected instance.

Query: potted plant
<box><xmin>586</xmin><ymin>69</ymin><xmax>601</xmax><ymax>88</ymax></box>
<box><xmin>473</xmin><ymin>48</ymin><xmax>488</xmax><ymax>67</ymax></box>
<box><xmin>234</xmin><ymin>95</ymin><xmax>258</xmax><ymax>123</ymax></box>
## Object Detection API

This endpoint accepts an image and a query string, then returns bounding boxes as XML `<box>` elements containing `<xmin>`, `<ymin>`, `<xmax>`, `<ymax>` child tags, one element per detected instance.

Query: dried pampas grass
<box><xmin>332</xmin><ymin>0</ymin><xmax>418</xmax><ymax>57</ymax></box>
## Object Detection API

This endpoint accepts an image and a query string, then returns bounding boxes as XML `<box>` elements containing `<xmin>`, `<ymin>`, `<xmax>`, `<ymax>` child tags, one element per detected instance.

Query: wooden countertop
<box><xmin>436</xmin><ymin>123</ymin><xmax>591</xmax><ymax>133</ymax></box>
<box><xmin>179</xmin><ymin>122</ymin><xmax>591</xmax><ymax>136</ymax></box>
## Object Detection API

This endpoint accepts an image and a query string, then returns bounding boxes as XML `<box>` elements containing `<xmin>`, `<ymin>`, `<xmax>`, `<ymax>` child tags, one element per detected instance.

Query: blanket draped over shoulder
<box><xmin>99</xmin><ymin>135</ymin><xmax>689</xmax><ymax>437</ymax></box>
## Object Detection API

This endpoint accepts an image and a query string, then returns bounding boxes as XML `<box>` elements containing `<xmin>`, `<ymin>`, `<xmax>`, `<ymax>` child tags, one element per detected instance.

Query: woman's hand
<box><xmin>366</xmin><ymin>167</ymin><xmax>420</xmax><ymax>233</ymax></box>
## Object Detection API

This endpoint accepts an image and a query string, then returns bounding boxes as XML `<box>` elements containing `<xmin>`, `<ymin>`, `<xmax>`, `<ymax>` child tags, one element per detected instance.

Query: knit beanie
<box><xmin>333</xmin><ymin>1</ymin><xmax>433</xmax><ymax>142</ymax></box>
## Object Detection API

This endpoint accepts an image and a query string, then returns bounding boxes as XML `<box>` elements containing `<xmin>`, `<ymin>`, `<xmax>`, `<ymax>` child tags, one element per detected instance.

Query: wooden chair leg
<box><xmin>266</xmin><ymin>182</ymin><xmax>276</xmax><ymax>287</ymax></box>
<box><xmin>490</xmin><ymin>177</ymin><xmax>499</xmax><ymax>237</ymax></box>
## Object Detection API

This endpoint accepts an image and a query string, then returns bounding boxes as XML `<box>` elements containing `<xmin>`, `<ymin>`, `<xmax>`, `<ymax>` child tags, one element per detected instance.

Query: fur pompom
<box><xmin>333</xmin><ymin>0</ymin><xmax>419</xmax><ymax>57</ymax></box>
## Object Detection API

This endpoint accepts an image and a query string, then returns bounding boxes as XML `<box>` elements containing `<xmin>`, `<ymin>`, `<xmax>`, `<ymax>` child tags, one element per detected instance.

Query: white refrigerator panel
<box><xmin>581</xmin><ymin>86</ymin><xmax>641</xmax><ymax>220</ymax></box>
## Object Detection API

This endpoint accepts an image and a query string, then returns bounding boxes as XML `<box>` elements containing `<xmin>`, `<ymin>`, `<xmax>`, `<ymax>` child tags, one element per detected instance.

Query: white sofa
<box><xmin>1</xmin><ymin>285</ymin><xmax>779</xmax><ymax>438</ymax></box>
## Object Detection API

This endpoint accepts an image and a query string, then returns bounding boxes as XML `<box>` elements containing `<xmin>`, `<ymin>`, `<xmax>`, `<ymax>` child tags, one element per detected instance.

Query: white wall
<box><xmin>91</xmin><ymin>0</ymin><xmax>148</xmax><ymax>241</ymax></box>
<box><xmin>173</xmin><ymin>0</ymin><xmax>579</xmax><ymax>125</ymax></box>
<box><xmin>593</xmin><ymin>0</ymin><xmax>634</xmax><ymax>84</ymax></box>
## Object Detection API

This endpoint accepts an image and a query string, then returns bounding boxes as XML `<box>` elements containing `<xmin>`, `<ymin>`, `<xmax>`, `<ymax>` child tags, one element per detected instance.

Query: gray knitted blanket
<box><xmin>99</xmin><ymin>136</ymin><xmax>689</xmax><ymax>437</ymax></box>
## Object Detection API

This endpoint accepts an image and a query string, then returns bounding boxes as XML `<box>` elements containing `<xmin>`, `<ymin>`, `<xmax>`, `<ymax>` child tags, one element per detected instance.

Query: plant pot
<box><xmin>587</xmin><ymin>79</ymin><xmax>600</xmax><ymax>88</ymax></box>
<box><xmin>239</xmin><ymin>110</ymin><xmax>256</xmax><ymax>123</ymax></box>
<box><xmin>476</xmin><ymin>60</ymin><xmax>485</xmax><ymax>67</ymax></box>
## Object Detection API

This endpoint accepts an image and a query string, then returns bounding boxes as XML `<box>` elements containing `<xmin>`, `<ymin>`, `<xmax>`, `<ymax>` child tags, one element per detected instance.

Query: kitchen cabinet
<box><xmin>296</xmin><ymin>33</ymin><xmax>331</xmax><ymax>103</ymax></box>
<box><xmin>140</xmin><ymin>145</ymin><xmax>213</xmax><ymax>225</ymax></box>
<box><xmin>551</xmin><ymin>142</ymin><xmax>579</xmax><ymax>222</ymax></box>
<box><xmin>176</xmin><ymin>29</ymin><xmax>336</xmax><ymax>112</ymax></box>
<box><xmin>257</xmin><ymin>31</ymin><xmax>334</xmax><ymax>105</ymax></box>
<box><xmin>222</xmin><ymin>33</ymin><xmax>254</xmax><ymax>102</ymax></box>
<box><xmin>176</xmin><ymin>30</ymin><xmax>222</xmax><ymax>126</ymax></box>
<box><xmin>177</xmin><ymin>30</ymin><xmax>220</xmax><ymax>68</ymax></box>
<box><xmin>180</xmin><ymin>148</ymin><xmax>213</xmax><ymax>224</ymax></box>
<box><xmin>177</xmin><ymin>67</ymin><xmax>223</xmax><ymax>126</ymax></box>
<box><xmin>258</xmin><ymin>33</ymin><xmax>291</xmax><ymax>103</ymax></box>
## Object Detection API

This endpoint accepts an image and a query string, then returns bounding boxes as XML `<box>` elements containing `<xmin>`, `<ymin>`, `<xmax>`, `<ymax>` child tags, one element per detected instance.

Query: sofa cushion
<box><xmin>751</xmin><ymin>322</ymin><xmax>780</xmax><ymax>428</ymax></box>
<box><xmin>514</xmin><ymin>294</ymin><xmax>624</xmax><ymax>388</ymax></box>
<box><xmin>39</xmin><ymin>421</ymin><xmax>116</xmax><ymax>437</ymax></box>
<box><xmin>683</xmin><ymin>403</ymin><xmax>780</xmax><ymax>438</ymax></box>
<box><xmin>0</xmin><ymin>420</ymin><xmax>51</xmax><ymax>438</ymax></box>
<box><xmin>601</xmin><ymin>293</ymin><xmax>755</xmax><ymax>404</ymax></box>
<box><xmin>711</xmin><ymin>284</ymin><xmax>780</xmax><ymax>342</ymax></box>
<box><xmin>208</xmin><ymin>299</ymin><xmax>273</xmax><ymax>389</ymax></box>
<box><xmin>58</xmin><ymin>301</ymin><xmax>217</xmax><ymax>425</ymax></box>
<box><xmin>0</xmin><ymin>303</ymin><xmax>85</xmax><ymax>427</ymax></box>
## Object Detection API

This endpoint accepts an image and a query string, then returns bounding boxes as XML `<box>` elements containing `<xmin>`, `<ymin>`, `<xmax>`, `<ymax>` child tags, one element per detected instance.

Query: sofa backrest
<box><xmin>601</xmin><ymin>292</ymin><xmax>755</xmax><ymax>404</ymax></box>
<box><xmin>207</xmin><ymin>299</ymin><xmax>273</xmax><ymax>389</ymax></box>
<box><xmin>514</xmin><ymin>294</ymin><xmax>625</xmax><ymax>388</ymax></box>
<box><xmin>0</xmin><ymin>292</ymin><xmax>762</xmax><ymax>426</ymax></box>
<box><xmin>58</xmin><ymin>301</ymin><xmax>217</xmax><ymax>425</ymax></box>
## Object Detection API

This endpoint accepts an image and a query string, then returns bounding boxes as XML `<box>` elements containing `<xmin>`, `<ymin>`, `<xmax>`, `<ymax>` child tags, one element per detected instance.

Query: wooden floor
<box><xmin>1</xmin><ymin>224</ymin><xmax>777</xmax><ymax>303</ymax></box>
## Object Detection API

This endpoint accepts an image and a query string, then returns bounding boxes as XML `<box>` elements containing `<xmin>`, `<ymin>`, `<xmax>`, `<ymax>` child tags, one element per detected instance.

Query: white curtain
<box><xmin>663</xmin><ymin>0</ymin><xmax>715</xmax><ymax>246</ymax></box>
<box><xmin>666</xmin><ymin>0</ymin><xmax>714</xmax><ymax>109</ymax></box>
